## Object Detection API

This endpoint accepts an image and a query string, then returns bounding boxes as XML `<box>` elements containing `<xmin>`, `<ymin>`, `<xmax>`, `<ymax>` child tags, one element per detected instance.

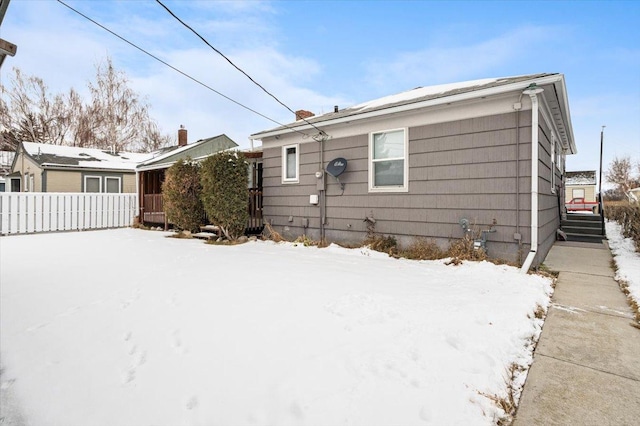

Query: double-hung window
<box><xmin>369</xmin><ymin>128</ymin><xmax>408</xmax><ymax>192</ymax></box>
<box><xmin>84</xmin><ymin>176</ymin><xmax>102</xmax><ymax>193</ymax></box>
<box><xmin>282</xmin><ymin>144</ymin><xmax>299</xmax><ymax>184</ymax></box>
<box><xmin>105</xmin><ymin>176</ymin><xmax>121</xmax><ymax>193</ymax></box>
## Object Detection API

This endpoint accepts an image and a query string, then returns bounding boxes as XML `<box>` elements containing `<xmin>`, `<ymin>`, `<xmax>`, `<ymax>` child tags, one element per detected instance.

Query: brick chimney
<box><xmin>295</xmin><ymin>110</ymin><xmax>315</xmax><ymax>121</ymax></box>
<box><xmin>178</xmin><ymin>125</ymin><xmax>187</xmax><ymax>147</ymax></box>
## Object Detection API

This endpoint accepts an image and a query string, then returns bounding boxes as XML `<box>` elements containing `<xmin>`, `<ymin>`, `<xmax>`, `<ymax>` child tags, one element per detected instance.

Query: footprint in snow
<box><xmin>171</xmin><ymin>330</ymin><xmax>186</xmax><ymax>354</ymax></box>
<box><xmin>0</xmin><ymin>378</ymin><xmax>16</xmax><ymax>390</ymax></box>
<box><xmin>26</xmin><ymin>322</ymin><xmax>50</xmax><ymax>332</ymax></box>
<box><xmin>185</xmin><ymin>396</ymin><xmax>198</xmax><ymax>410</ymax></box>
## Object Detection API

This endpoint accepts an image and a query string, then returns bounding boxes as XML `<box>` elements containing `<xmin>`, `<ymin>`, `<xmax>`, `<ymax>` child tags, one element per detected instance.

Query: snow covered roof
<box><xmin>20</xmin><ymin>142</ymin><xmax>153</xmax><ymax>171</ymax></box>
<box><xmin>137</xmin><ymin>134</ymin><xmax>238</xmax><ymax>171</ymax></box>
<box><xmin>565</xmin><ymin>170</ymin><xmax>597</xmax><ymax>185</ymax></box>
<box><xmin>250</xmin><ymin>73</ymin><xmax>576</xmax><ymax>155</ymax></box>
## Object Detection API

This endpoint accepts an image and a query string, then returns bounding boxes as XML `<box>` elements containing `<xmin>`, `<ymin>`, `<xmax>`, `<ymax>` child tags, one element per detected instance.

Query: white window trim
<box><xmin>105</xmin><ymin>176</ymin><xmax>122</xmax><ymax>193</ymax></box>
<box><xmin>368</xmin><ymin>127</ymin><xmax>409</xmax><ymax>193</ymax></box>
<box><xmin>24</xmin><ymin>173</ymin><xmax>29</xmax><ymax>192</ymax></box>
<box><xmin>281</xmin><ymin>143</ymin><xmax>300</xmax><ymax>184</ymax></box>
<box><xmin>84</xmin><ymin>175</ymin><xmax>102</xmax><ymax>193</ymax></box>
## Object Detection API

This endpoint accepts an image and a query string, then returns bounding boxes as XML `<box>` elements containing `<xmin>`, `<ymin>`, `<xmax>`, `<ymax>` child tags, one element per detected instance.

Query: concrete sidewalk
<box><xmin>514</xmin><ymin>241</ymin><xmax>640</xmax><ymax>425</ymax></box>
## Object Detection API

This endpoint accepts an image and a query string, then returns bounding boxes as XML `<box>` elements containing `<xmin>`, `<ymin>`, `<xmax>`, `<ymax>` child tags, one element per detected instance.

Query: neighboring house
<box><xmin>251</xmin><ymin>73</ymin><xmax>577</xmax><ymax>270</ymax></box>
<box><xmin>9</xmin><ymin>142</ymin><xmax>152</xmax><ymax>193</ymax></box>
<box><xmin>0</xmin><ymin>150</ymin><xmax>16</xmax><ymax>192</ymax></box>
<box><xmin>565</xmin><ymin>170</ymin><xmax>596</xmax><ymax>202</ymax></box>
<box><xmin>136</xmin><ymin>128</ymin><xmax>239</xmax><ymax>226</ymax></box>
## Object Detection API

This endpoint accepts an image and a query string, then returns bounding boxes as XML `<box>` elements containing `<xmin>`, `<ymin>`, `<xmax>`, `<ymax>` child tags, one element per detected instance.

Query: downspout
<box><xmin>520</xmin><ymin>84</ymin><xmax>544</xmax><ymax>274</ymax></box>
<box><xmin>135</xmin><ymin>170</ymin><xmax>141</xmax><ymax>219</ymax></box>
<box><xmin>319</xmin><ymin>135</ymin><xmax>326</xmax><ymax>243</ymax></box>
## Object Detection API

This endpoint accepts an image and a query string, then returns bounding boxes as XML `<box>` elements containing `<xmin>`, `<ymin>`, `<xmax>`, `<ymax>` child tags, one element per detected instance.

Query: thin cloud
<box><xmin>364</xmin><ymin>25</ymin><xmax>561</xmax><ymax>90</ymax></box>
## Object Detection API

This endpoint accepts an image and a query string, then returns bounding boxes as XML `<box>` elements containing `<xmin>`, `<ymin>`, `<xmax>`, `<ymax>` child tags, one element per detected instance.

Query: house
<box><xmin>0</xmin><ymin>150</ymin><xmax>16</xmax><ymax>191</ymax></box>
<box><xmin>565</xmin><ymin>170</ymin><xmax>597</xmax><ymax>202</ymax></box>
<box><xmin>9</xmin><ymin>142</ymin><xmax>152</xmax><ymax>193</ymax></box>
<box><xmin>136</xmin><ymin>127</ymin><xmax>239</xmax><ymax>227</ymax></box>
<box><xmin>250</xmin><ymin>73</ymin><xmax>577</xmax><ymax>270</ymax></box>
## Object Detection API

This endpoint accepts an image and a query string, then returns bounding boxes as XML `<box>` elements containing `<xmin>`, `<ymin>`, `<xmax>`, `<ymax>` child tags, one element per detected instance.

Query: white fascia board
<box><xmin>136</xmin><ymin>148</ymin><xmax>237</xmax><ymax>172</ymax></box>
<box><xmin>41</xmin><ymin>164</ymin><xmax>135</xmax><ymax>173</ymax></box>
<box><xmin>251</xmin><ymin>74</ymin><xmax>565</xmax><ymax>141</ymax></box>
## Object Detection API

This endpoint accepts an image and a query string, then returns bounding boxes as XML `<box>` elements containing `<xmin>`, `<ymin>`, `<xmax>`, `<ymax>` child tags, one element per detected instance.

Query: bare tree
<box><xmin>0</xmin><ymin>58</ymin><xmax>171</xmax><ymax>152</ymax></box>
<box><xmin>606</xmin><ymin>156</ymin><xmax>640</xmax><ymax>193</ymax></box>
<box><xmin>0</xmin><ymin>68</ymin><xmax>73</xmax><ymax>145</ymax></box>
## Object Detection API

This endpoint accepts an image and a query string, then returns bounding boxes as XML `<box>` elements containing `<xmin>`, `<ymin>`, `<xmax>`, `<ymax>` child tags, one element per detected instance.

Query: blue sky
<box><xmin>1</xmin><ymin>0</ymin><xmax>638</xmax><ymax>175</ymax></box>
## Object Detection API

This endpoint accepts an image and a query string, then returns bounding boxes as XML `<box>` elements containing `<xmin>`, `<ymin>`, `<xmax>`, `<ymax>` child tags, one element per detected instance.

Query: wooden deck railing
<box><xmin>142</xmin><ymin>189</ymin><xmax>263</xmax><ymax>234</ymax></box>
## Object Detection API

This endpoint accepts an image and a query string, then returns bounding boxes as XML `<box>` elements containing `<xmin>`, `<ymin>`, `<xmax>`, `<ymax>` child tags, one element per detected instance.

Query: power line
<box><xmin>155</xmin><ymin>0</ymin><xmax>327</xmax><ymax>139</ymax></box>
<box><xmin>56</xmin><ymin>0</ymin><xmax>310</xmax><ymax>138</ymax></box>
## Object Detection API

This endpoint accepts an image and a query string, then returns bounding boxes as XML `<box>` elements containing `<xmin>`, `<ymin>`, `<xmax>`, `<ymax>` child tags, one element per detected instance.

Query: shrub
<box><xmin>605</xmin><ymin>202</ymin><xmax>640</xmax><ymax>250</ymax></box>
<box><xmin>445</xmin><ymin>234</ymin><xmax>488</xmax><ymax>262</ymax></box>
<box><xmin>162</xmin><ymin>158</ymin><xmax>204</xmax><ymax>233</ymax></box>
<box><xmin>364</xmin><ymin>234</ymin><xmax>398</xmax><ymax>255</ymax></box>
<box><xmin>401</xmin><ymin>238</ymin><xmax>444</xmax><ymax>260</ymax></box>
<box><xmin>200</xmin><ymin>151</ymin><xmax>249</xmax><ymax>241</ymax></box>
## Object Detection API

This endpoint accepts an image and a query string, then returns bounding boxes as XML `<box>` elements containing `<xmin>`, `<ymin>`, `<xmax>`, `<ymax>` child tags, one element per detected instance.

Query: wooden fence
<box><xmin>0</xmin><ymin>193</ymin><xmax>138</xmax><ymax>235</ymax></box>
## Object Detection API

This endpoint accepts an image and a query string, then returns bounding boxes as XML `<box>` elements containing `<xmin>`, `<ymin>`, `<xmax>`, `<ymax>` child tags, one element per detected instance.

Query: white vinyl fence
<box><xmin>0</xmin><ymin>193</ymin><xmax>138</xmax><ymax>235</ymax></box>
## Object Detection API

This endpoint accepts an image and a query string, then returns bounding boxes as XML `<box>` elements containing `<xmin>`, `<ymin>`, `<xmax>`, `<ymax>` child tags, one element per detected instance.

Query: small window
<box><xmin>84</xmin><ymin>176</ymin><xmax>102</xmax><ymax>193</ymax></box>
<box><xmin>572</xmin><ymin>188</ymin><xmax>585</xmax><ymax>199</ymax></box>
<box><xmin>369</xmin><ymin>128</ymin><xmax>408</xmax><ymax>192</ymax></box>
<box><xmin>282</xmin><ymin>144</ymin><xmax>299</xmax><ymax>183</ymax></box>
<box><xmin>105</xmin><ymin>177</ymin><xmax>121</xmax><ymax>193</ymax></box>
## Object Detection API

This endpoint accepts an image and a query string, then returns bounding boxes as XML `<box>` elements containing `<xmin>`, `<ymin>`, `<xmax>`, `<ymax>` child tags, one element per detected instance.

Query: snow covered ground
<box><xmin>0</xmin><ymin>229</ymin><xmax>553</xmax><ymax>426</ymax></box>
<box><xmin>606</xmin><ymin>221</ymin><xmax>640</xmax><ymax>310</ymax></box>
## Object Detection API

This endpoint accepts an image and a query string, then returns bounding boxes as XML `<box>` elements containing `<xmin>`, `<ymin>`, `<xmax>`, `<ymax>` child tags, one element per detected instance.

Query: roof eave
<box><xmin>251</xmin><ymin>74</ymin><xmax>568</xmax><ymax>140</ymax></box>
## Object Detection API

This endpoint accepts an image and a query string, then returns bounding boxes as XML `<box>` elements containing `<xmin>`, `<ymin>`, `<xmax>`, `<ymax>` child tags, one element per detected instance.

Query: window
<box><xmin>282</xmin><ymin>144</ymin><xmax>299</xmax><ymax>183</ymax></box>
<box><xmin>105</xmin><ymin>176</ymin><xmax>121</xmax><ymax>193</ymax></box>
<box><xmin>84</xmin><ymin>176</ymin><xmax>101</xmax><ymax>193</ymax></box>
<box><xmin>369</xmin><ymin>128</ymin><xmax>408</xmax><ymax>192</ymax></box>
<box><xmin>10</xmin><ymin>178</ymin><xmax>20</xmax><ymax>192</ymax></box>
<box><xmin>572</xmin><ymin>188</ymin><xmax>585</xmax><ymax>199</ymax></box>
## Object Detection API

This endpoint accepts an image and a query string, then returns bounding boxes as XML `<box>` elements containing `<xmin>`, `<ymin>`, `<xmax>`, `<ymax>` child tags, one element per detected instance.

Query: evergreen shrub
<box><xmin>162</xmin><ymin>158</ymin><xmax>204</xmax><ymax>233</ymax></box>
<box><xmin>200</xmin><ymin>151</ymin><xmax>249</xmax><ymax>241</ymax></box>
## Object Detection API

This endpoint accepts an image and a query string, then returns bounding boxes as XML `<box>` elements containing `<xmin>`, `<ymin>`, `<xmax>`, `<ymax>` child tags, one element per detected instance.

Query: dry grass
<box><xmin>263</xmin><ymin>223</ymin><xmax>284</xmax><ymax>242</ymax></box>
<box><xmin>478</xmin><ymin>363</ymin><xmax>522</xmax><ymax>425</ymax></box>
<box><xmin>294</xmin><ymin>234</ymin><xmax>319</xmax><ymax>247</ymax></box>
<box><xmin>364</xmin><ymin>234</ymin><xmax>399</xmax><ymax>256</ymax></box>
<box><xmin>401</xmin><ymin>238</ymin><xmax>445</xmax><ymax>260</ymax></box>
<box><xmin>533</xmin><ymin>304</ymin><xmax>546</xmax><ymax>320</ymax></box>
<box><xmin>617</xmin><ymin>279</ymin><xmax>640</xmax><ymax>324</ymax></box>
<box><xmin>446</xmin><ymin>235</ymin><xmax>488</xmax><ymax>262</ymax></box>
<box><xmin>609</xmin><ymin>255</ymin><xmax>640</xmax><ymax>324</ymax></box>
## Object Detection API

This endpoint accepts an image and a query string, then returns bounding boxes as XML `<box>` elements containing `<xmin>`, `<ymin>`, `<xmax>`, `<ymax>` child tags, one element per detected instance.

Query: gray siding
<box><xmin>263</xmin><ymin>111</ymin><xmax>560</xmax><ymax>265</ymax></box>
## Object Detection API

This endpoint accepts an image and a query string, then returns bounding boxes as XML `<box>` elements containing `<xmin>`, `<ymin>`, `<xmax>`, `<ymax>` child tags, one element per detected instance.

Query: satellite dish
<box><xmin>326</xmin><ymin>158</ymin><xmax>347</xmax><ymax>177</ymax></box>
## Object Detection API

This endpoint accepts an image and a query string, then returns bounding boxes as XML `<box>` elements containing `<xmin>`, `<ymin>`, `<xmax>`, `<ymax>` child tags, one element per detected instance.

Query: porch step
<box><xmin>561</xmin><ymin>213</ymin><xmax>605</xmax><ymax>243</ymax></box>
<box><xmin>193</xmin><ymin>225</ymin><xmax>221</xmax><ymax>240</ymax></box>
<box><xmin>563</xmin><ymin>233</ymin><xmax>606</xmax><ymax>244</ymax></box>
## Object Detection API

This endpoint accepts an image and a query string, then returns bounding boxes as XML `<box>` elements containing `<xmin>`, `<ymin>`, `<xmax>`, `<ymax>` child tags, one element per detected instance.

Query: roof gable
<box><xmin>137</xmin><ymin>134</ymin><xmax>238</xmax><ymax>170</ymax></box>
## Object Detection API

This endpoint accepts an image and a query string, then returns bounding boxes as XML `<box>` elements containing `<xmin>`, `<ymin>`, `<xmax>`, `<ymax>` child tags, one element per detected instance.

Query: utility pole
<box><xmin>598</xmin><ymin>126</ymin><xmax>605</xmax><ymax>235</ymax></box>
